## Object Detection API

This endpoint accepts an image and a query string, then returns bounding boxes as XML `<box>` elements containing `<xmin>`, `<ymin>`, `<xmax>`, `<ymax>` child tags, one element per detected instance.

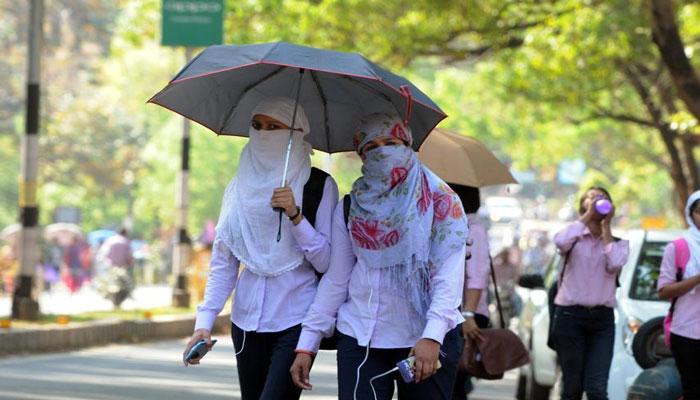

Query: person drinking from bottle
<box><xmin>550</xmin><ymin>187</ymin><xmax>629</xmax><ymax>400</ymax></box>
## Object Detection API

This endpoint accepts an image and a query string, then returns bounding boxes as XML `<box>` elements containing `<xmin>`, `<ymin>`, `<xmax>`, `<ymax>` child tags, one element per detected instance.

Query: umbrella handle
<box><xmin>277</xmin><ymin>68</ymin><xmax>305</xmax><ymax>242</ymax></box>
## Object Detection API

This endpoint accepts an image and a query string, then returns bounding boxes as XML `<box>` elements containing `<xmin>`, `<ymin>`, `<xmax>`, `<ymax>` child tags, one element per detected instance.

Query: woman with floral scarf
<box><xmin>291</xmin><ymin>113</ymin><xmax>468</xmax><ymax>400</ymax></box>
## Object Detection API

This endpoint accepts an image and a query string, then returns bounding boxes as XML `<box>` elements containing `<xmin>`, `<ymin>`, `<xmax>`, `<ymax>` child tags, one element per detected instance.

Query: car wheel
<box><xmin>516</xmin><ymin>372</ymin><xmax>526</xmax><ymax>400</ymax></box>
<box><xmin>631</xmin><ymin>316</ymin><xmax>667</xmax><ymax>369</ymax></box>
<box><xmin>526</xmin><ymin>372</ymin><xmax>551</xmax><ymax>400</ymax></box>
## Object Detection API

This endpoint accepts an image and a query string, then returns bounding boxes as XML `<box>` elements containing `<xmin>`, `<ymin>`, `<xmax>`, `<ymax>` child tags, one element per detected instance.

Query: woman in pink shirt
<box><xmin>550</xmin><ymin>187</ymin><xmax>630</xmax><ymax>400</ymax></box>
<box><xmin>657</xmin><ymin>190</ymin><xmax>700</xmax><ymax>400</ymax></box>
<box><xmin>450</xmin><ymin>184</ymin><xmax>490</xmax><ymax>400</ymax></box>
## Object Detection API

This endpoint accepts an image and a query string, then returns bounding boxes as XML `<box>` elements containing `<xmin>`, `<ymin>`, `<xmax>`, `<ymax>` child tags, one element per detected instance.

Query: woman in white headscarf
<box><xmin>658</xmin><ymin>191</ymin><xmax>700</xmax><ymax>400</ymax></box>
<box><xmin>183</xmin><ymin>97</ymin><xmax>339</xmax><ymax>400</ymax></box>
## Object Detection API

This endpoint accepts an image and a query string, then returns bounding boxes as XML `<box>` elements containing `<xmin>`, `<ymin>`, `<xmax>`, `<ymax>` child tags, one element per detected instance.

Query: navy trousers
<box><xmin>551</xmin><ymin>306</ymin><xmax>614</xmax><ymax>400</ymax></box>
<box><xmin>336</xmin><ymin>327</ymin><xmax>462</xmax><ymax>400</ymax></box>
<box><xmin>231</xmin><ymin>323</ymin><xmax>303</xmax><ymax>400</ymax></box>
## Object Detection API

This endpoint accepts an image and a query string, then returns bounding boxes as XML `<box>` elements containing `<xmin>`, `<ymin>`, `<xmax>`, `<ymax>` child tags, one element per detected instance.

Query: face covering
<box><xmin>215</xmin><ymin>98</ymin><xmax>312</xmax><ymax>276</ymax></box>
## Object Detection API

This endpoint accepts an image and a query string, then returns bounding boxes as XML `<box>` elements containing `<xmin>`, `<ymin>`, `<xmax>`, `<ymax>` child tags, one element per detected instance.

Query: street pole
<box><xmin>171</xmin><ymin>47</ymin><xmax>193</xmax><ymax>308</ymax></box>
<box><xmin>13</xmin><ymin>0</ymin><xmax>43</xmax><ymax>320</ymax></box>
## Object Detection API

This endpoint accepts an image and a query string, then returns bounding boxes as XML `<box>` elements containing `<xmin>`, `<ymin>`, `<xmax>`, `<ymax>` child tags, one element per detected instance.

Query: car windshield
<box><xmin>629</xmin><ymin>241</ymin><xmax>668</xmax><ymax>301</ymax></box>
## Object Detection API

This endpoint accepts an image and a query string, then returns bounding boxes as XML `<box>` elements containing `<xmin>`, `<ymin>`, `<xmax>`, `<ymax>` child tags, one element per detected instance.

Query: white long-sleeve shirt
<box><xmin>195</xmin><ymin>176</ymin><xmax>338</xmax><ymax>333</ymax></box>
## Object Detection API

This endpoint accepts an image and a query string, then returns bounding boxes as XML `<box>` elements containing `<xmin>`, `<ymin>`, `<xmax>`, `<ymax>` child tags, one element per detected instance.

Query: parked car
<box><xmin>484</xmin><ymin>196</ymin><xmax>524</xmax><ymax>224</ymax></box>
<box><xmin>608</xmin><ymin>229</ymin><xmax>681</xmax><ymax>399</ymax></box>
<box><xmin>514</xmin><ymin>229</ymin><xmax>681</xmax><ymax>400</ymax></box>
<box><xmin>626</xmin><ymin>316</ymin><xmax>682</xmax><ymax>399</ymax></box>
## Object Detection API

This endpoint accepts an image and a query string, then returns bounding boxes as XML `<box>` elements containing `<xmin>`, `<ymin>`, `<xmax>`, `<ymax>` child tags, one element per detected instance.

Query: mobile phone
<box><xmin>183</xmin><ymin>339</ymin><xmax>217</xmax><ymax>366</ymax></box>
<box><xmin>396</xmin><ymin>355</ymin><xmax>442</xmax><ymax>383</ymax></box>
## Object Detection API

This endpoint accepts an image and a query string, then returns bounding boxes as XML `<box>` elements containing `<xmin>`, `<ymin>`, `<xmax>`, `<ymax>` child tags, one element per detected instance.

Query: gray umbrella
<box><xmin>149</xmin><ymin>41</ymin><xmax>447</xmax><ymax>241</ymax></box>
<box><xmin>147</xmin><ymin>41</ymin><xmax>447</xmax><ymax>153</ymax></box>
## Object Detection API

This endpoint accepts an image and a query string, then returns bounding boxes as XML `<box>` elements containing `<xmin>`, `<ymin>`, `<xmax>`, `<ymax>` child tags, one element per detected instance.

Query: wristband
<box><xmin>288</xmin><ymin>206</ymin><xmax>301</xmax><ymax>221</ymax></box>
<box><xmin>294</xmin><ymin>349</ymin><xmax>315</xmax><ymax>356</ymax></box>
<box><xmin>461</xmin><ymin>311</ymin><xmax>475</xmax><ymax>319</ymax></box>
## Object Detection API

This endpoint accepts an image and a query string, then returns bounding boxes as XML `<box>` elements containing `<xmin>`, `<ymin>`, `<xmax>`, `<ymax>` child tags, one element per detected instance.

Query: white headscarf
<box><xmin>215</xmin><ymin>97</ymin><xmax>312</xmax><ymax>276</ymax></box>
<box><xmin>683</xmin><ymin>190</ymin><xmax>700</xmax><ymax>281</ymax></box>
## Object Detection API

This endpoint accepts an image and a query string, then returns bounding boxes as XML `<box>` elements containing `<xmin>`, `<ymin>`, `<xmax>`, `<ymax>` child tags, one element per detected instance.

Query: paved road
<box><xmin>0</xmin><ymin>336</ymin><xmax>517</xmax><ymax>400</ymax></box>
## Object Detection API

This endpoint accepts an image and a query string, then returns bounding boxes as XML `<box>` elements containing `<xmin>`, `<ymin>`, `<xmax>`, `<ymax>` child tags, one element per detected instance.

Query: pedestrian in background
<box><xmin>658</xmin><ymin>190</ymin><xmax>700</xmax><ymax>400</ymax></box>
<box><xmin>550</xmin><ymin>187</ymin><xmax>629</xmax><ymax>400</ymax></box>
<box><xmin>97</xmin><ymin>228</ymin><xmax>133</xmax><ymax>271</ymax></box>
<box><xmin>450</xmin><ymin>184</ymin><xmax>490</xmax><ymax>400</ymax></box>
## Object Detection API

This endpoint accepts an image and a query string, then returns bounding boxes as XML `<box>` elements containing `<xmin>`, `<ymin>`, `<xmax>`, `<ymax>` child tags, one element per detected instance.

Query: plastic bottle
<box><xmin>594</xmin><ymin>198</ymin><xmax>613</xmax><ymax>215</ymax></box>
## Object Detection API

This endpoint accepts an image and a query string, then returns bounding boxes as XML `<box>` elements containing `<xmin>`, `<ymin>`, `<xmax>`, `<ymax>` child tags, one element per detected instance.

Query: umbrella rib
<box><xmin>218</xmin><ymin>65</ymin><xmax>286</xmax><ymax>133</ymax></box>
<box><xmin>339</xmin><ymin>76</ymin><xmax>403</xmax><ymax>117</ymax></box>
<box><xmin>310</xmin><ymin>70</ymin><xmax>331</xmax><ymax>152</ymax></box>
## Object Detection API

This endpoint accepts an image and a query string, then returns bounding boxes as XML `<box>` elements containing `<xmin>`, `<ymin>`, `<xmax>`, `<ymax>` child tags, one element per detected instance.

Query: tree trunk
<box><xmin>624</xmin><ymin>64</ymin><xmax>690</xmax><ymax>219</ymax></box>
<box><xmin>649</xmin><ymin>0</ymin><xmax>700</xmax><ymax>121</ymax></box>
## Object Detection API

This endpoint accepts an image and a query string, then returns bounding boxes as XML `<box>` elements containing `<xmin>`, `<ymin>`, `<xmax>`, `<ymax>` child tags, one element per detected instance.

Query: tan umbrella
<box><xmin>418</xmin><ymin>128</ymin><xmax>517</xmax><ymax>187</ymax></box>
<box><xmin>44</xmin><ymin>222</ymin><xmax>83</xmax><ymax>246</ymax></box>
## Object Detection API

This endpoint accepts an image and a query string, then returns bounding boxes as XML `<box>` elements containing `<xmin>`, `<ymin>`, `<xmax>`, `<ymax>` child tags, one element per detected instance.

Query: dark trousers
<box><xmin>452</xmin><ymin>314</ymin><xmax>491</xmax><ymax>400</ymax></box>
<box><xmin>670</xmin><ymin>333</ymin><xmax>700</xmax><ymax>400</ymax></box>
<box><xmin>551</xmin><ymin>306</ymin><xmax>614</xmax><ymax>400</ymax></box>
<box><xmin>336</xmin><ymin>328</ymin><xmax>462</xmax><ymax>400</ymax></box>
<box><xmin>231</xmin><ymin>323</ymin><xmax>302</xmax><ymax>400</ymax></box>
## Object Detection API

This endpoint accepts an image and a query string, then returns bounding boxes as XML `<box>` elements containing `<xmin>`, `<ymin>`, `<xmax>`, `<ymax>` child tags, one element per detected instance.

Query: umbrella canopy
<box><xmin>87</xmin><ymin>229</ymin><xmax>116</xmax><ymax>247</ymax></box>
<box><xmin>418</xmin><ymin>129</ymin><xmax>517</xmax><ymax>188</ymax></box>
<box><xmin>44</xmin><ymin>223</ymin><xmax>83</xmax><ymax>246</ymax></box>
<box><xmin>148</xmin><ymin>41</ymin><xmax>447</xmax><ymax>153</ymax></box>
<box><xmin>0</xmin><ymin>223</ymin><xmax>20</xmax><ymax>243</ymax></box>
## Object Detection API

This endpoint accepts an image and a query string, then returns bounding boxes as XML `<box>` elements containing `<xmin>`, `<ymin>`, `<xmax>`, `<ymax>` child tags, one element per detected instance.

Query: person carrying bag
<box><xmin>459</xmin><ymin>256</ymin><xmax>529</xmax><ymax>380</ymax></box>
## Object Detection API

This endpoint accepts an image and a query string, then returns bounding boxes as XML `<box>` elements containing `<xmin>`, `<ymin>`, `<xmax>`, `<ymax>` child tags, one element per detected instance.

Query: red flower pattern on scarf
<box><xmin>390</xmin><ymin>167</ymin><xmax>409</xmax><ymax>189</ymax></box>
<box><xmin>382</xmin><ymin>230</ymin><xmax>400</xmax><ymax>247</ymax></box>
<box><xmin>451</xmin><ymin>201</ymin><xmax>464</xmax><ymax>219</ymax></box>
<box><xmin>433</xmin><ymin>191</ymin><xmax>453</xmax><ymax>222</ymax></box>
<box><xmin>351</xmin><ymin>218</ymin><xmax>383</xmax><ymax>250</ymax></box>
<box><xmin>417</xmin><ymin>172</ymin><xmax>431</xmax><ymax>214</ymax></box>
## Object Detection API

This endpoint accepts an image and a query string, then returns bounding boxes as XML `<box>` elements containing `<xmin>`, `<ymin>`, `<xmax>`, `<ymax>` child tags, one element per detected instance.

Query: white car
<box><xmin>515</xmin><ymin>254</ymin><xmax>560</xmax><ymax>400</ymax></box>
<box><xmin>484</xmin><ymin>196</ymin><xmax>524</xmax><ymax>223</ymax></box>
<box><xmin>608</xmin><ymin>229</ymin><xmax>680</xmax><ymax>399</ymax></box>
<box><xmin>515</xmin><ymin>229</ymin><xmax>681</xmax><ymax>400</ymax></box>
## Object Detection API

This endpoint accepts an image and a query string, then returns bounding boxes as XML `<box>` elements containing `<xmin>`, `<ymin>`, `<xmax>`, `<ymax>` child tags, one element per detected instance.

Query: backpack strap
<box><xmin>488</xmin><ymin>257</ymin><xmax>506</xmax><ymax>329</ymax></box>
<box><xmin>343</xmin><ymin>194</ymin><xmax>351</xmax><ymax>227</ymax></box>
<box><xmin>301</xmin><ymin>167</ymin><xmax>329</xmax><ymax>228</ymax></box>
<box><xmin>557</xmin><ymin>240</ymin><xmax>578</xmax><ymax>288</ymax></box>
<box><xmin>669</xmin><ymin>238</ymin><xmax>690</xmax><ymax>317</ymax></box>
<box><xmin>673</xmin><ymin>238</ymin><xmax>689</xmax><ymax>274</ymax></box>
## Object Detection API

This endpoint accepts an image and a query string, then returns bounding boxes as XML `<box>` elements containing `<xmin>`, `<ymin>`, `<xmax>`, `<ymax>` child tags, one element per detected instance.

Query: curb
<box><xmin>0</xmin><ymin>313</ymin><xmax>231</xmax><ymax>357</ymax></box>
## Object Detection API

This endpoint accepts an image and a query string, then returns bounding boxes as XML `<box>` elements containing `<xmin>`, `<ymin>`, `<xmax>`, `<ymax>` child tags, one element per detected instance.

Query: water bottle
<box><xmin>594</xmin><ymin>197</ymin><xmax>613</xmax><ymax>215</ymax></box>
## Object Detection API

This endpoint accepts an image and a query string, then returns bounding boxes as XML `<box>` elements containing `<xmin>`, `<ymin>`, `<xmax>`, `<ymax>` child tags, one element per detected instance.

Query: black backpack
<box><xmin>301</xmin><ymin>167</ymin><xmax>339</xmax><ymax>350</ymax></box>
<box><xmin>301</xmin><ymin>167</ymin><xmax>330</xmax><ymax>228</ymax></box>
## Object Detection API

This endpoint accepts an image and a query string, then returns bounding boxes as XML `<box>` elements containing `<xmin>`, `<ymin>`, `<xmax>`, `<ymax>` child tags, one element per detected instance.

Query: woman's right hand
<box><xmin>183</xmin><ymin>329</ymin><xmax>211</xmax><ymax>365</ymax></box>
<box><xmin>290</xmin><ymin>353</ymin><xmax>314</xmax><ymax>390</ymax></box>
<box><xmin>462</xmin><ymin>317</ymin><xmax>484</xmax><ymax>342</ymax></box>
<box><xmin>580</xmin><ymin>198</ymin><xmax>596</xmax><ymax>224</ymax></box>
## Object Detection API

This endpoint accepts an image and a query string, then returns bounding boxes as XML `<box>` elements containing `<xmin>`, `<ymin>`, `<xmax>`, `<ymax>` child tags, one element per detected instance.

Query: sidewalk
<box><xmin>0</xmin><ymin>284</ymin><xmax>173</xmax><ymax>316</ymax></box>
<box><xmin>0</xmin><ymin>284</ymin><xmax>230</xmax><ymax>357</ymax></box>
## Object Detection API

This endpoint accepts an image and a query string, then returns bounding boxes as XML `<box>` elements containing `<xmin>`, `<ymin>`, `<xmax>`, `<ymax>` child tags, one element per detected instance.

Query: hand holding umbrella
<box><xmin>149</xmin><ymin>41</ymin><xmax>449</xmax><ymax>241</ymax></box>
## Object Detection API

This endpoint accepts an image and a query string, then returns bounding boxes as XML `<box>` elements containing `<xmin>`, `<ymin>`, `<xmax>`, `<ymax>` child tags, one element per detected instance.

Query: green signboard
<box><xmin>162</xmin><ymin>0</ymin><xmax>223</xmax><ymax>47</ymax></box>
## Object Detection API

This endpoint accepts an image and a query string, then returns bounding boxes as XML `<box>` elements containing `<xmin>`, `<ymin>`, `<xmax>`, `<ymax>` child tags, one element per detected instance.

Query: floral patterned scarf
<box><xmin>349</xmin><ymin>113</ymin><xmax>468</xmax><ymax>328</ymax></box>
